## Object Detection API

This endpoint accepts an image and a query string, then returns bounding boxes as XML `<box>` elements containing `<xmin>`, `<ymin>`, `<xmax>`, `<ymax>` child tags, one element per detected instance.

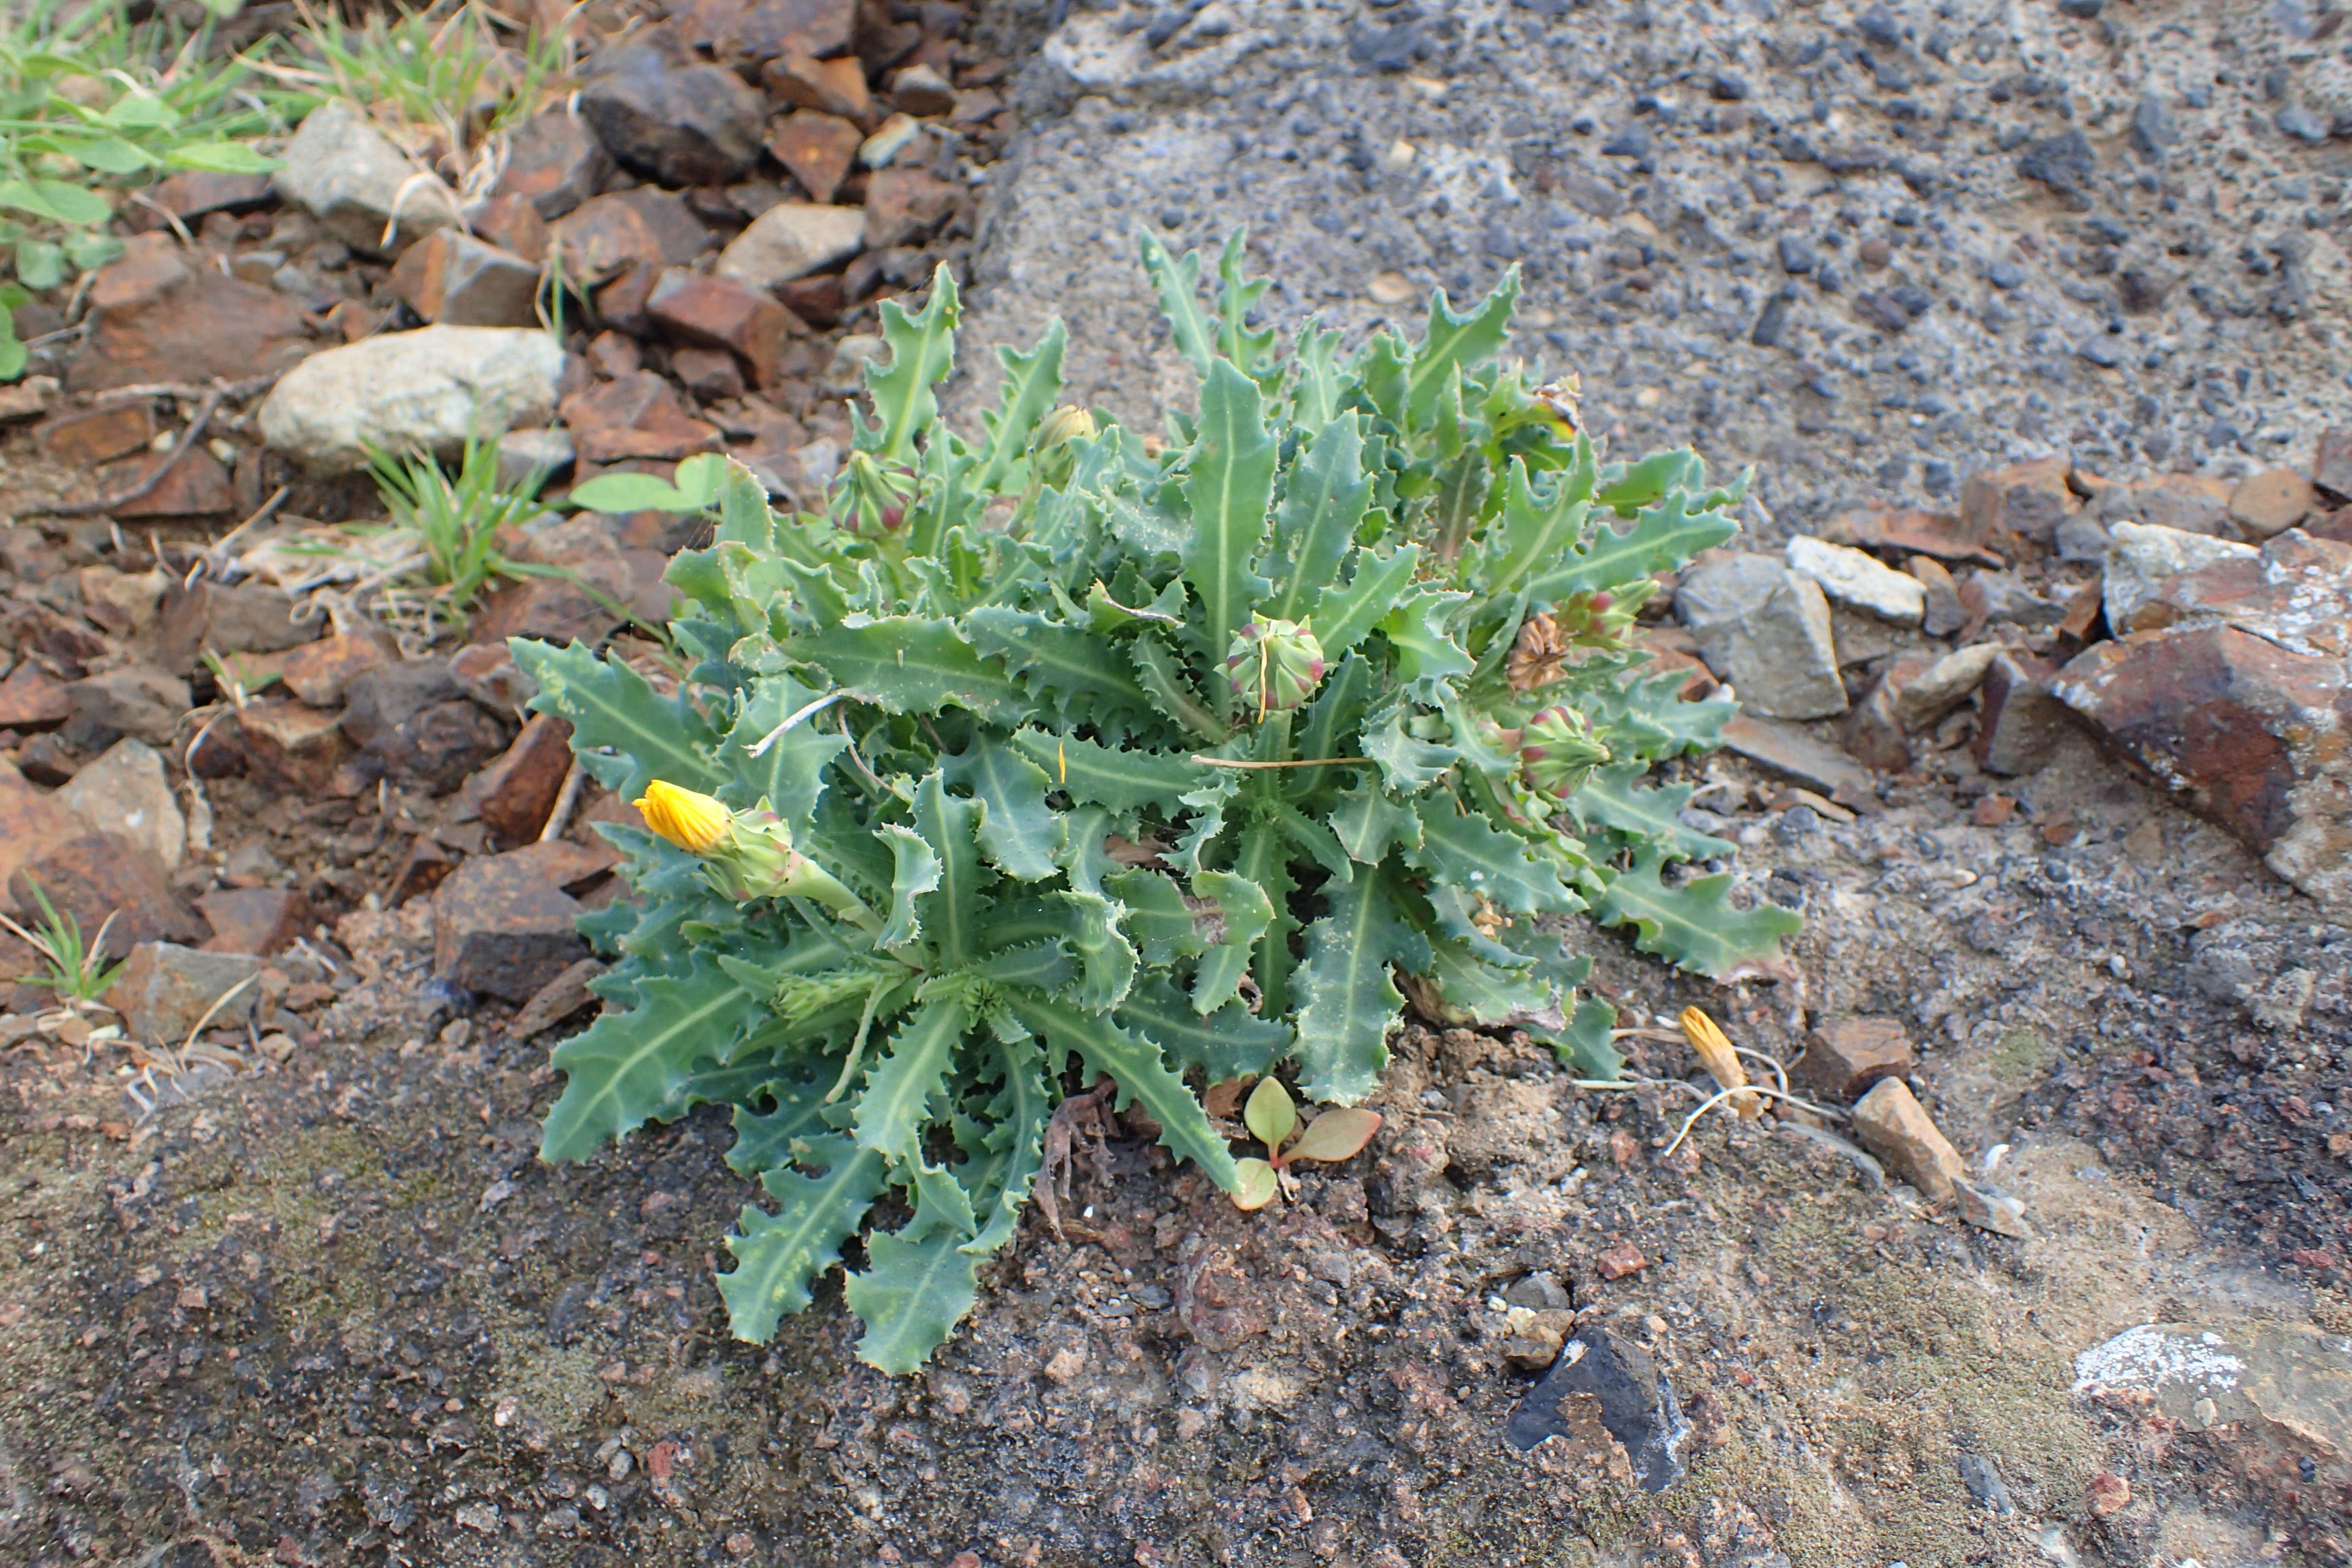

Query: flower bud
<box><xmin>631</xmin><ymin>781</ymin><xmax>881</xmax><ymax>930</ymax></box>
<box><xmin>1224</xmin><ymin>617</ymin><xmax>1327</xmax><ymax>716</ymax></box>
<box><xmin>830</xmin><ymin>451</ymin><xmax>919</xmax><ymax>540</ymax></box>
<box><xmin>1518</xmin><ymin>705</ymin><xmax>1610</xmax><ymax>798</ymax></box>
<box><xmin>635</xmin><ymin>780</ymin><xmax>730</xmax><ymax>854</ymax></box>
<box><xmin>1031</xmin><ymin>405</ymin><xmax>1096</xmax><ymax>487</ymax></box>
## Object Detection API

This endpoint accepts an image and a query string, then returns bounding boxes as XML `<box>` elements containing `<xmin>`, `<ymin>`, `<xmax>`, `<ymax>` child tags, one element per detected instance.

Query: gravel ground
<box><xmin>5</xmin><ymin>2</ymin><xmax>2352</xmax><ymax>1565</ymax></box>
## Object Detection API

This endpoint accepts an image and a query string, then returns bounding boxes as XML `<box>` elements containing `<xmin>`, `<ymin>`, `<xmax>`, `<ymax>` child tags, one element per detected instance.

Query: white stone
<box><xmin>271</xmin><ymin>101</ymin><xmax>458</xmax><ymax>256</ymax></box>
<box><xmin>1785</xmin><ymin>535</ymin><xmax>1926</xmax><ymax>626</ymax></box>
<box><xmin>53</xmin><ymin>738</ymin><xmax>184</xmax><ymax>870</ymax></box>
<box><xmin>858</xmin><ymin>113</ymin><xmax>923</xmax><ymax>169</ymax></box>
<box><xmin>258</xmin><ymin>326</ymin><xmax>565</xmax><ymax>471</ymax></box>
<box><xmin>1676</xmin><ymin>555</ymin><xmax>1846</xmax><ymax>720</ymax></box>
<box><xmin>2103</xmin><ymin>521</ymin><xmax>2257</xmax><ymax>633</ymax></box>
<box><xmin>715</xmin><ymin>203</ymin><xmax>867</xmax><ymax>289</ymax></box>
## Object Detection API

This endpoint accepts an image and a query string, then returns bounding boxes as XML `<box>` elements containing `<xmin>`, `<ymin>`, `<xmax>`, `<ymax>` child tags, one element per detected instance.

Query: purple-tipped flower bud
<box><xmin>1518</xmin><ymin>704</ymin><xmax>1611</xmax><ymax>798</ymax></box>
<box><xmin>1224</xmin><ymin>617</ymin><xmax>1327</xmax><ymax>717</ymax></box>
<box><xmin>830</xmin><ymin>451</ymin><xmax>919</xmax><ymax>540</ymax></box>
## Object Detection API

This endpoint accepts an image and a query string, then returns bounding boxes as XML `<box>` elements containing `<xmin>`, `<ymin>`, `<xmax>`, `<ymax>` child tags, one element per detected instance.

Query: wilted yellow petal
<box><xmin>634</xmin><ymin>779</ymin><xmax>730</xmax><ymax>854</ymax></box>
<box><xmin>1680</xmin><ymin>1006</ymin><xmax>1761</xmax><ymax>1118</ymax></box>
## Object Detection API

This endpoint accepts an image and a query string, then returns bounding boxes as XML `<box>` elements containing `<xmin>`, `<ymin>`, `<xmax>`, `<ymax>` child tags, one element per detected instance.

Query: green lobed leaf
<box><xmin>1592</xmin><ymin>848</ymin><xmax>1803</xmax><ymax>979</ymax></box>
<box><xmin>540</xmin><ymin>954</ymin><xmax>766</xmax><ymax>1162</ymax></box>
<box><xmin>1008</xmin><ymin>727</ymin><xmax>1202</xmax><ymax>818</ymax></box>
<box><xmin>853</xmin><ymin>994</ymin><xmax>972</xmax><ymax>1158</ymax></box>
<box><xmin>1558</xmin><ymin>995</ymin><xmax>1625</xmax><ymax>1081</ymax></box>
<box><xmin>1329</xmin><ymin>772</ymin><xmax>1423</xmax><ymax>865</ymax></box>
<box><xmin>1312</xmin><ymin>544</ymin><xmax>1422</xmax><ymax>663</ymax></box>
<box><xmin>864</xmin><ymin>263</ymin><xmax>961</xmax><ymax>463</ymax></box>
<box><xmin>1409</xmin><ymin>798</ymin><xmax>1585</xmax><ymax>916</ymax></box>
<box><xmin>724</xmin><ymin>672</ymin><xmax>849</xmax><ymax>825</ymax></box>
<box><xmin>875</xmin><ymin>825</ymin><xmax>941</xmax><ymax>952</ymax></box>
<box><xmin>845</xmin><ymin>1220</ymin><xmax>982</xmax><ymax>1375</ymax></box>
<box><xmin>1567</xmin><ymin>763</ymin><xmax>1734</xmax><ymax>862</ymax></box>
<box><xmin>1009</xmin><ymin>993</ymin><xmax>1241</xmax><ymax>1191</ymax></box>
<box><xmin>1473</xmin><ymin>453</ymin><xmax>1597</xmax><ymax>598</ymax></box>
<box><xmin>966</xmin><ymin>606</ymin><xmax>1154</xmax><ymax>716</ymax></box>
<box><xmin>726</xmin><ymin>1071</ymin><xmax>840</xmax><ymax>1177</ymax></box>
<box><xmin>718</xmin><ymin>1136</ymin><xmax>888</xmax><ymax>1342</ymax></box>
<box><xmin>1405</xmin><ymin>266</ymin><xmax>1520</xmax><ymax>428</ymax></box>
<box><xmin>1521</xmin><ymin>484</ymin><xmax>1739</xmax><ymax>606</ymax></box>
<box><xmin>1291</xmin><ymin>869</ymin><xmax>1411</xmax><ymax>1105</ymax></box>
<box><xmin>786</xmin><ymin>618</ymin><xmax>1025</xmax><ymax>720</ymax></box>
<box><xmin>1138</xmin><ymin>229</ymin><xmax>1218</xmax><ymax>379</ymax></box>
<box><xmin>513</xmin><ymin>638</ymin><xmax>726</xmax><ymax>802</ymax></box>
<box><xmin>966</xmin><ymin>1033</ymin><xmax>1050</xmax><ymax>1254</ymax></box>
<box><xmin>1264</xmin><ymin>414</ymin><xmax>1370</xmax><ymax>623</ymax></box>
<box><xmin>942</xmin><ymin>733</ymin><xmax>1066</xmax><ymax>880</ymax></box>
<box><xmin>912</xmin><ymin>772</ymin><xmax>986</xmax><ymax>964</ymax></box>
<box><xmin>973</xmin><ymin>317</ymin><xmax>1068</xmax><ymax>491</ymax></box>
<box><xmin>1378</xmin><ymin>584</ymin><xmax>1475</xmax><ymax>683</ymax></box>
<box><xmin>1115</xmin><ymin>977</ymin><xmax>1289</xmax><ymax>1083</ymax></box>
<box><xmin>1180</xmin><ymin>358</ymin><xmax>1278</xmax><ymax>696</ymax></box>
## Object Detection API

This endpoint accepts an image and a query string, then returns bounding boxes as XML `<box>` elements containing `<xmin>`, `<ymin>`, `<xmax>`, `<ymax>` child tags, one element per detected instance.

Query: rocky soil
<box><xmin>4</xmin><ymin>1</ymin><xmax>2352</xmax><ymax>1566</ymax></box>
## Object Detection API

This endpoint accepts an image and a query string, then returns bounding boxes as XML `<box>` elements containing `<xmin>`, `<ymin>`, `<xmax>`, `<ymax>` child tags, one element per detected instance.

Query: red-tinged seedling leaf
<box><xmin>1285</xmin><ymin>1107</ymin><xmax>1383</xmax><ymax>1165</ymax></box>
<box><xmin>1243</xmin><ymin>1075</ymin><xmax>1295</xmax><ymax>1153</ymax></box>
<box><xmin>1230</xmin><ymin>1157</ymin><xmax>1280</xmax><ymax>1210</ymax></box>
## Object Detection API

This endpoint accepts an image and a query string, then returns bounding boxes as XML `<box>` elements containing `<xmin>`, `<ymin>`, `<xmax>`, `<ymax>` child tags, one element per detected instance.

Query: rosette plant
<box><xmin>512</xmin><ymin>233</ymin><xmax>1798</xmax><ymax>1372</ymax></box>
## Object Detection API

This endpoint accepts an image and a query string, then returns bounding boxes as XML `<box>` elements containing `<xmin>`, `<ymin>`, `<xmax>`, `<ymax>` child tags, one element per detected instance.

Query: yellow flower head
<box><xmin>634</xmin><ymin>779</ymin><xmax>731</xmax><ymax>854</ymax></box>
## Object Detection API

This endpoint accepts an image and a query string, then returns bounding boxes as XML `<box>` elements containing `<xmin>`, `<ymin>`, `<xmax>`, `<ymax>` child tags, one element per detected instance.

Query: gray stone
<box><xmin>1506</xmin><ymin>1326</ymin><xmax>1690</xmax><ymax>1493</ymax></box>
<box><xmin>1720</xmin><ymin>715</ymin><xmax>1876</xmax><ymax>802</ymax></box>
<box><xmin>2073</xmin><ymin>1321</ymin><xmax>2352</xmax><ymax>1499</ymax></box>
<box><xmin>105</xmin><ymin>941</ymin><xmax>263</xmax><ymax>1045</ymax></box>
<box><xmin>258</xmin><ymin>327</ymin><xmax>565</xmax><ymax>471</ymax></box>
<box><xmin>64</xmin><ymin>667</ymin><xmax>188</xmax><ymax>748</ymax></box>
<box><xmin>2053</xmin><ymin>511</ymin><xmax>2111</xmax><ymax>563</ymax></box>
<box><xmin>272</xmin><ymin>101</ymin><xmax>459</xmax><ymax>257</ymax></box>
<box><xmin>2103</xmin><ymin>521</ymin><xmax>2258</xmax><ymax>634</ymax></box>
<box><xmin>715</xmin><ymin>203</ymin><xmax>867</xmax><ymax>289</ymax></box>
<box><xmin>1785</xmin><ymin>535</ymin><xmax>1924</xmax><ymax>625</ymax></box>
<box><xmin>498</xmin><ymin>427</ymin><xmax>576</xmax><ymax>489</ymax></box>
<box><xmin>1676</xmin><ymin>556</ymin><xmax>1846</xmax><ymax>719</ymax></box>
<box><xmin>53</xmin><ymin>739</ymin><xmax>184</xmax><ymax>871</ymax></box>
<box><xmin>1893</xmin><ymin>644</ymin><xmax>1999</xmax><ymax>732</ymax></box>
<box><xmin>578</xmin><ymin>44</ymin><xmax>767</xmax><ymax>188</ymax></box>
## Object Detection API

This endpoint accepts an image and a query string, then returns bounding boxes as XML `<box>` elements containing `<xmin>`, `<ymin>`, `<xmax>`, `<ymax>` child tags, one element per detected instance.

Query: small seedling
<box><xmin>1</xmin><ymin>875</ymin><xmax>125</xmax><ymax>1005</ymax></box>
<box><xmin>1231</xmin><ymin>1077</ymin><xmax>1383</xmax><ymax>1210</ymax></box>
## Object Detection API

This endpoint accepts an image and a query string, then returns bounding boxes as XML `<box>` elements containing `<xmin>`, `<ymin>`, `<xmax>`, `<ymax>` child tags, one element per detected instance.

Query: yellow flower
<box><xmin>634</xmin><ymin>780</ymin><xmax>731</xmax><ymax>854</ymax></box>
<box><xmin>1679</xmin><ymin>1005</ymin><xmax>1761</xmax><ymax>1119</ymax></box>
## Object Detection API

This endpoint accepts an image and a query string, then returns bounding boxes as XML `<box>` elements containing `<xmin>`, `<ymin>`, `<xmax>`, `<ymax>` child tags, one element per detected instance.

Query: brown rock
<box><xmin>471</xmin><ymin>573</ymin><xmax>630</xmax><ymax>649</ymax></box>
<box><xmin>471</xmin><ymin>713</ymin><xmax>576</xmax><ymax>846</ymax></box>
<box><xmin>155</xmin><ymin>579</ymin><xmax>321</xmax><ymax>671</ymax></box>
<box><xmin>1849</xmin><ymin>1078</ymin><xmax>1966</xmax><ymax>1201</ymax></box>
<box><xmin>104</xmin><ymin>941</ymin><xmax>263</xmax><ymax>1043</ymax></box>
<box><xmin>1974</xmin><ymin>650</ymin><xmax>2065</xmax><ymax>776</ymax></box>
<box><xmin>7</xmin><ymin>604</ymin><xmax>106</xmax><ymax>678</ymax></box>
<box><xmin>586</xmin><ymin>330</ymin><xmax>641</xmax><ymax>379</ymax></box>
<box><xmin>494</xmin><ymin>111</ymin><xmax>612</xmax><ymax>221</ymax></box>
<box><xmin>95</xmin><ymin>444</ymin><xmax>236</xmax><ymax>519</ymax></box>
<box><xmin>77</xmin><ymin>566</ymin><xmax>164</xmax><ymax>637</ymax></box>
<box><xmin>67</xmin><ymin>233</ymin><xmax>312</xmax><ymax>395</ymax></box>
<box><xmin>548</xmin><ymin>188</ymin><xmax>710</xmax><ymax>285</ymax></box>
<box><xmin>447</xmin><ymin>642</ymin><xmax>538</xmax><ymax>717</ymax></box>
<box><xmin>232</xmin><ymin>698</ymin><xmax>356</xmax><ymax>795</ymax></box>
<box><xmin>2121</xmin><ymin>530</ymin><xmax>2352</xmax><ymax>660</ymax></box>
<box><xmin>388</xmin><ymin>835</ymin><xmax>459</xmax><ymax>905</ymax></box>
<box><xmin>1895</xmin><ymin>643</ymin><xmax>2000</xmax><ymax>731</ymax></box>
<box><xmin>1961</xmin><ymin>458</ymin><xmax>2077</xmax><ymax>550</ymax></box>
<box><xmin>1842</xmin><ymin>655</ymin><xmax>1928</xmax><ymax>773</ymax></box>
<box><xmin>140</xmin><ymin>170</ymin><xmax>274</xmax><ymax>225</ymax></box>
<box><xmin>1823</xmin><ymin>507</ymin><xmax>2003</xmax><ymax>567</ymax></box>
<box><xmin>195</xmin><ymin>887</ymin><xmax>315</xmax><ymax>957</ymax></box>
<box><xmin>646</xmin><ymin>269</ymin><xmax>799</xmax><ymax>388</ymax></box>
<box><xmin>0</xmin><ymin>662</ymin><xmax>70</xmax><ymax>731</ymax></box>
<box><xmin>1797</xmin><ymin>1018</ymin><xmax>1915</xmax><ymax>1099</ymax></box>
<box><xmin>364</xmin><ymin>699</ymin><xmax>513</xmax><ymax>795</ymax></box>
<box><xmin>721</xmin><ymin>0</ymin><xmax>855</xmax><ymax>62</ymax></box>
<box><xmin>277</xmin><ymin>633</ymin><xmax>390</xmax><ymax>708</ymax></box>
<box><xmin>776</xmin><ymin>272</ymin><xmax>845</xmax><ymax>327</ymax></box>
<box><xmin>0</xmin><ymin>763</ymin><xmax>76</xmax><ymax>893</ymax></box>
<box><xmin>0</xmin><ymin>376</ymin><xmax>58</xmax><ymax>422</ymax></box>
<box><xmin>469</xmin><ymin>194</ymin><xmax>549</xmax><ymax>266</ymax></box>
<box><xmin>863</xmin><ymin>166</ymin><xmax>961</xmax><ymax>249</ymax></box>
<box><xmin>503</xmin><ymin>837</ymin><xmax>621</xmax><ymax>891</ymax></box>
<box><xmin>1594</xmin><ymin>1241</ymin><xmax>1649</xmax><ymax>1280</ymax></box>
<box><xmin>36</xmin><ymin>402</ymin><xmax>155</xmax><ymax>466</ymax></box>
<box><xmin>1720</xmin><ymin>715</ymin><xmax>1876</xmax><ymax>807</ymax></box>
<box><xmin>2102</xmin><ymin>472</ymin><xmax>2234</xmax><ymax>537</ymax></box>
<box><xmin>767</xmin><ymin>109</ymin><xmax>863</xmax><ymax>204</ymax></box>
<box><xmin>431</xmin><ymin>851</ymin><xmax>590</xmax><ymax>1002</ymax></box>
<box><xmin>2053</xmin><ymin>625</ymin><xmax>2352</xmax><ymax>911</ymax></box>
<box><xmin>591</xmin><ymin>263</ymin><xmax>659</xmax><ymax>334</ymax></box>
<box><xmin>507</xmin><ymin>954</ymin><xmax>606</xmax><ymax>1037</ymax></box>
<box><xmin>1905</xmin><ymin>555</ymin><xmax>1967</xmax><ymax>635</ymax></box>
<box><xmin>762</xmin><ymin>52</ymin><xmax>872</xmax><ymax>120</ymax></box>
<box><xmin>561</xmin><ymin>371</ymin><xmax>724</xmax><ymax>463</ymax></box>
<box><xmin>9</xmin><ymin>831</ymin><xmax>205</xmax><ymax>953</ymax></box>
<box><xmin>672</xmin><ymin>346</ymin><xmax>745</xmax><ymax>402</ymax></box>
<box><xmin>65</xmin><ymin>667</ymin><xmax>188</xmax><ymax>748</ymax></box>
<box><xmin>387</xmin><ymin>230</ymin><xmax>543</xmax><ymax>328</ymax></box>
<box><xmin>2230</xmin><ymin>469</ymin><xmax>2318</xmax><ymax>540</ymax></box>
<box><xmin>891</xmin><ymin>62</ymin><xmax>955</xmax><ymax>116</ymax></box>
<box><xmin>2313</xmin><ymin>427</ymin><xmax>2352</xmax><ymax>503</ymax></box>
